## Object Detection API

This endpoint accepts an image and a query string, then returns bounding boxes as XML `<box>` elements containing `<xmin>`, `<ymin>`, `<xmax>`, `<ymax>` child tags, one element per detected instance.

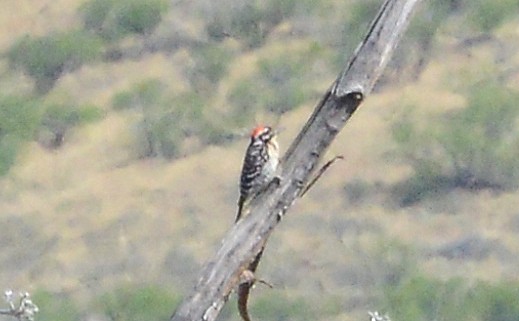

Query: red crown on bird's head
<box><xmin>251</xmin><ymin>125</ymin><xmax>270</xmax><ymax>138</ymax></box>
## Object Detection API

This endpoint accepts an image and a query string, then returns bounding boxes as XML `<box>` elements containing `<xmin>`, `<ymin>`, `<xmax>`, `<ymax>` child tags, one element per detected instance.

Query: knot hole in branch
<box><xmin>334</xmin><ymin>91</ymin><xmax>364</xmax><ymax>120</ymax></box>
<box><xmin>336</xmin><ymin>91</ymin><xmax>363</xmax><ymax>106</ymax></box>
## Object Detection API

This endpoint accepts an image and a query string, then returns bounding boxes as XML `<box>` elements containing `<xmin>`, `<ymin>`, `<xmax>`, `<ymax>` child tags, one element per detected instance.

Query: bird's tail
<box><xmin>236</xmin><ymin>196</ymin><xmax>246</xmax><ymax>222</ymax></box>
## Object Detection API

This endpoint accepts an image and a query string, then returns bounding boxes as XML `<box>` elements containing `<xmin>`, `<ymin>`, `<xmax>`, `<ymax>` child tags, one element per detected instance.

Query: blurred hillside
<box><xmin>1</xmin><ymin>1</ymin><xmax>519</xmax><ymax>321</ymax></box>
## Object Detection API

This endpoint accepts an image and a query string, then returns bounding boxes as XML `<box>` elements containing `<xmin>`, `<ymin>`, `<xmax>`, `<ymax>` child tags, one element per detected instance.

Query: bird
<box><xmin>236</xmin><ymin>125</ymin><xmax>280</xmax><ymax>222</ymax></box>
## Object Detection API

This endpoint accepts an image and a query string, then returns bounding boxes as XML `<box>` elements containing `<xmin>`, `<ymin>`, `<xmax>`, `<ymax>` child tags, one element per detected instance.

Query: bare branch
<box><xmin>170</xmin><ymin>1</ymin><xmax>422</xmax><ymax>321</ymax></box>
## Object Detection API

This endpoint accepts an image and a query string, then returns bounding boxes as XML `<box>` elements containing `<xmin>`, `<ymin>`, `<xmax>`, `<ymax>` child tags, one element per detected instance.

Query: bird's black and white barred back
<box><xmin>236</xmin><ymin>125</ymin><xmax>279</xmax><ymax>221</ymax></box>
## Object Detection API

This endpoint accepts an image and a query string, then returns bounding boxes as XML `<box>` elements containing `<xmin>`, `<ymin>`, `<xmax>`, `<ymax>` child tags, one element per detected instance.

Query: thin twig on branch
<box><xmin>170</xmin><ymin>1</ymin><xmax>422</xmax><ymax>321</ymax></box>
<box><xmin>299</xmin><ymin>155</ymin><xmax>344</xmax><ymax>197</ymax></box>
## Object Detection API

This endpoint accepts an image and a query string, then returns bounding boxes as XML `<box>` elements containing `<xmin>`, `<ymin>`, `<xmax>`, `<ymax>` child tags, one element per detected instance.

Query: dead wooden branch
<box><xmin>170</xmin><ymin>1</ymin><xmax>422</xmax><ymax>320</ymax></box>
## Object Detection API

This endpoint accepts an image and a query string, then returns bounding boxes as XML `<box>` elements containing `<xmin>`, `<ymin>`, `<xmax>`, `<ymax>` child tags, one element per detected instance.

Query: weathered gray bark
<box><xmin>170</xmin><ymin>0</ymin><xmax>422</xmax><ymax>320</ymax></box>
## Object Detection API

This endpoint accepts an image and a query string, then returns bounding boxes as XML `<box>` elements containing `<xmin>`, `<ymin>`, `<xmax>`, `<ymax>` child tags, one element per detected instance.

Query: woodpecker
<box><xmin>236</xmin><ymin>125</ymin><xmax>280</xmax><ymax>222</ymax></box>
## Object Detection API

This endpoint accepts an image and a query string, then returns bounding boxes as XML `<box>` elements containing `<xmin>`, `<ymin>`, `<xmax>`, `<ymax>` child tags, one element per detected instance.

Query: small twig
<box><xmin>256</xmin><ymin>279</ymin><xmax>274</xmax><ymax>289</ymax></box>
<box><xmin>299</xmin><ymin>155</ymin><xmax>344</xmax><ymax>197</ymax></box>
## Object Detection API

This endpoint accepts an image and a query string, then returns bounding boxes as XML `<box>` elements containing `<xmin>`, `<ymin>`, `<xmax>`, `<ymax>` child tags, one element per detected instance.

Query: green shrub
<box><xmin>113</xmin><ymin>80</ymin><xmax>229</xmax><ymax>159</ymax></box>
<box><xmin>169</xmin><ymin>91</ymin><xmax>205</xmax><ymax>135</ymax></box>
<box><xmin>343</xmin><ymin>179</ymin><xmax>375</xmax><ymax>205</ymax></box>
<box><xmin>32</xmin><ymin>290</ymin><xmax>80</xmax><ymax>321</ymax></box>
<box><xmin>0</xmin><ymin>95</ymin><xmax>103</xmax><ymax>172</ymax></box>
<box><xmin>96</xmin><ymin>284</ymin><xmax>180</xmax><ymax>321</ymax></box>
<box><xmin>384</xmin><ymin>276</ymin><xmax>468</xmax><ymax>321</ymax></box>
<box><xmin>227</xmin><ymin>79</ymin><xmax>260</xmax><ymax>126</ymax></box>
<box><xmin>112</xmin><ymin>79</ymin><xmax>179</xmax><ymax>158</ymax></box>
<box><xmin>0</xmin><ymin>96</ymin><xmax>40</xmax><ymax>175</ymax></box>
<box><xmin>112</xmin><ymin>79</ymin><xmax>164</xmax><ymax>110</ymax></box>
<box><xmin>407</xmin><ymin>1</ymin><xmax>450</xmax><ymax>44</ymax></box>
<box><xmin>263</xmin><ymin>0</ymin><xmax>299</xmax><ymax>25</ymax></box>
<box><xmin>229</xmin><ymin>3</ymin><xmax>265</xmax><ymax>49</ymax></box>
<box><xmin>333</xmin><ymin>0</ymin><xmax>380</xmax><ymax>67</ymax></box>
<box><xmin>166</xmin><ymin>91</ymin><xmax>229</xmax><ymax>146</ymax></box>
<box><xmin>205</xmin><ymin>0</ymin><xmax>316</xmax><ymax>48</ymax></box>
<box><xmin>41</xmin><ymin>104</ymin><xmax>104</xmax><ymax>128</ymax></box>
<box><xmin>228</xmin><ymin>46</ymin><xmax>318</xmax><ymax>123</ymax></box>
<box><xmin>383</xmin><ymin>276</ymin><xmax>519</xmax><ymax>321</ymax></box>
<box><xmin>368</xmin><ymin>238</ymin><xmax>417</xmax><ymax>289</ymax></box>
<box><xmin>206</xmin><ymin>2</ymin><xmax>265</xmax><ymax>48</ymax></box>
<box><xmin>0</xmin><ymin>96</ymin><xmax>40</xmax><ymax>140</ymax></box>
<box><xmin>186</xmin><ymin>44</ymin><xmax>233</xmax><ymax>93</ymax></box>
<box><xmin>467</xmin><ymin>0</ymin><xmax>519</xmax><ymax>33</ymax></box>
<box><xmin>469</xmin><ymin>282</ymin><xmax>519</xmax><ymax>321</ymax></box>
<box><xmin>256</xmin><ymin>53</ymin><xmax>310</xmax><ymax>114</ymax></box>
<box><xmin>80</xmin><ymin>0</ymin><xmax>115</xmax><ymax>32</ymax></box>
<box><xmin>387</xmin><ymin>0</ymin><xmax>452</xmax><ymax>81</ymax></box>
<box><xmin>38</xmin><ymin>103</ymin><xmax>104</xmax><ymax>148</ymax></box>
<box><xmin>391</xmin><ymin>80</ymin><xmax>519</xmax><ymax>204</ymax></box>
<box><xmin>113</xmin><ymin>0</ymin><xmax>167</xmax><ymax>36</ymax></box>
<box><xmin>7</xmin><ymin>31</ymin><xmax>102</xmax><ymax>94</ymax></box>
<box><xmin>80</xmin><ymin>0</ymin><xmax>168</xmax><ymax>41</ymax></box>
<box><xmin>347</xmin><ymin>0</ymin><xmax>381</xmax><ymax>36</ymax></box>
<box><xmin>251</xmin><ymin>292</ymin><xmax>316</xmax><ymax>321</ymax></box>
<box><xmin>0</xmin><ymin>136</ymin><xmax>23</xmax><ymax>176</ymax></box>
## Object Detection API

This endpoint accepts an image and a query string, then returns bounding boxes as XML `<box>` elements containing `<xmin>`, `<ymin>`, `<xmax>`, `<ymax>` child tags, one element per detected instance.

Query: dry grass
<box><xmin>0</xmin><ymin>0</ymin><xmax>84</xmax><ymax>51</ymax></box>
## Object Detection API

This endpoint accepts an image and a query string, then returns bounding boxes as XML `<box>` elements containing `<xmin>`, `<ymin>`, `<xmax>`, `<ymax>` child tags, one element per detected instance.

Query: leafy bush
<box><xmin>186</xmin><ymin>44</ymin><xmax>233</xmax><ymax>93</ymax></box>
<box><xmin>383</xmin><ymin>276</ymin><xmax>519</xmax><ymax>321</ymax></box>
<box><xmin>406</xmin><ymin>0</ymin><xmax>451</xmax><ymax>44</ymax></box>
<box><xmin>112</xmin><ymin>79</ymin><xmax>178</xmax><ymax>158</ymax></box>
<box><xmin>41</xmin><ymin>104</ymin><xmax>104</xmax><ymax>128</ymax></box>
<box><xmin>391</xmin><ymin>80</ymin><xmax>519</xmax><ymax>205</ymax></box>
<box><xmin>80</xmin><ymin>0</ymin><xmax>115</xmax><ymax>32</ymax></box>
<box><xmin>385</xmin><ymin>0</ymin><xmax>452</xmax><ymax>82</ymax></box>
<box><xmin>0</xmin><ymin>136</ymin><xmax>22</xmax><ymax>176</ymax></box>
<box><xmin>205</xmin><ymin>0</ymin><xmax>316</xmax><ymax>48</ymax></box>
<box><xmin>7</xmin><ymin>31</ymin><xmax>102</xmax><ymax>94</ymax></box>
<box><xmin>343</xmin><ymin>179</ymin><xmax>375</xmax><ymax>205</ymax></box>
<box><xmin>384</xmin><ymin>276</ymin><xmax>471</xmax><ymax>321</ymax></box>
<box><xmin>470</xmin><ymin>282</ymin><xmax>519</xmax><ymax>321</ymax></box>
<box><xmin>206</xmin><ymin>2</ymin><xmax>265</xmax><ymax>48</ymax></box>
<box><xmin>80</xmin><ymin>0</ymin><xmax>168</xmax><ymax>41</ymax></box>
<box><xmin>96</xmin><ymin>284</ymin><xmax>180</xmax><ymax>321</ymax></box>
<box><xmin>251</xmin><ymin>292</ymin><xmax>317</xmax><ymax>321</ymax></box>
<box><xmin>467</xmin><ymin>0</ymin><xmax>519</xmax><ymax>33</ymax></box>
<box><xmin>171</xmin><ymin>91</ymin><xmax>228</xmax><ymax>146</ymax></box>
<box><xmin>38</xmin><ymin>103</ymin><xmax>104</xmax><ymax>148</ymax></box>
<box><xmin>332</xmin><ymin>0</ymin><xmax>380</xmax><ymax>67</ymax></box>
<box><xmin>0</xmin><ymin>94</ymin><xmax>104</xmax><ymax>172</ymax></box>
<box><xmin>256</xmin><ymin>53</ymin><xmax>311</xmax><ymax>114</ymax></box>
<box><xmin>227</xmin><ymin>79</ymin><xmax>261</xmax><ymax>126</ymax></box>
<box><xmin>32</xmin><ymin>290</ymin><xmax>80</xmax><ymax>321</ymax></box>
<box><xmin>112</xmin><ymin>79</ymin><xmax>164</xmax><ymax>111</ymax></box>
<box><xmin>0</xmin><ymin>96</ymin><xmax>40</xmax><ymax>140</ymax></box>
<box><xmin>0</xmin><ymin>96</ymin><xmax>40</xmax><ymax>175</ymax></box>
<box><xmin>113</xmin><ymin>80</ymin><xmax>228</xmax><ymax>159</ymax></box>
<box><xmin>227</xmin><ymin>45</ymin><xmax>319</xmax><ymax>124</ymax></box>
